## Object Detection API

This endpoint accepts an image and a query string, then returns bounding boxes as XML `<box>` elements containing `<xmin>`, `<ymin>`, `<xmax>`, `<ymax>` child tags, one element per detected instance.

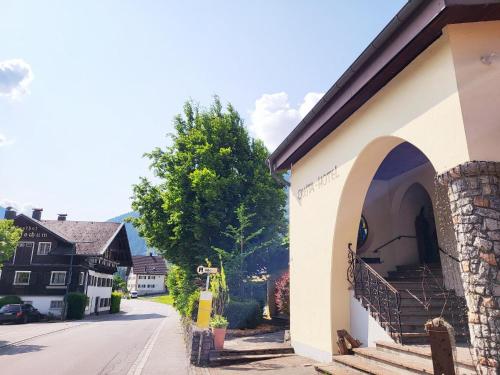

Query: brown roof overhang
<box><xmin>268</xmin><ymin>0</ymin><xmax>500</xmax><ymax>172</ymax></box>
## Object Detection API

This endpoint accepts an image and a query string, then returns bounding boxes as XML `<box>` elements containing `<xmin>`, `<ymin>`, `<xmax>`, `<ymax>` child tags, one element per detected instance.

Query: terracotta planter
<box><xmin>212</xmin><ymin>327</ymin><xmax>227</xmax><ymax>350</ymax></box>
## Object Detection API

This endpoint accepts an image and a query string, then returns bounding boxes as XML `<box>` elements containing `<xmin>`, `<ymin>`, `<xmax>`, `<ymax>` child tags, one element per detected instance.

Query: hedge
<box><xmin>224</xmin><ymin>299</ymin><xmax>262</xmax><ymax>329</ymax></box>
<box><xmin>67</xmin><ymin>293</ymin><xmax>88</xmax><ymax>319</ymax></box>
<box><xmin>186</xmin><ymin>289</ymin><xmax>200</xmax><ymax>321</ymax></box>
<box><xmin>0</xmin><ymin>295</ymin><xmax>23</xmax><ymax>308</ymax></box>
<box><xmin>110</xmin><ymin>292</ymin><xmax>122</xmax><ymax>313</ymax></box>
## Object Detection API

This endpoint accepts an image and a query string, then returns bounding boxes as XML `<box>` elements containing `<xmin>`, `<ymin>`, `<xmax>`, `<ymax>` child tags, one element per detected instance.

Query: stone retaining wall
<box><xmin>182</xmin><ymin>318</ymin><xmax>214</xmax><ymax>366</ymax></box>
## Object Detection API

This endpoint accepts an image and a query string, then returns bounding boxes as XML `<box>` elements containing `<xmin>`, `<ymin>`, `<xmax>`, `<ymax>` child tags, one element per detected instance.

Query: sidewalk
<box><xmin>190</xmin><ymin>331</ymin><xmax>318</xmax><ymax>375</ymax></box>
<box><xmin>191</xmin><ymin>355</ymin><xmax>318</xmax><ymax>375</ymax></box>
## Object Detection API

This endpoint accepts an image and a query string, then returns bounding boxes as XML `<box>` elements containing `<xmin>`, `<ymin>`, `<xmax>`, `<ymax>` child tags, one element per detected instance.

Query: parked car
<box><xmin>129</xmin><ymin>290</ymin><xmax>138</xmax><ymax>298</ymax></box>
<box><xmin>0</xmin><ymin>304</ymin><xmax>42</xmax><ymax>324</ymax></box>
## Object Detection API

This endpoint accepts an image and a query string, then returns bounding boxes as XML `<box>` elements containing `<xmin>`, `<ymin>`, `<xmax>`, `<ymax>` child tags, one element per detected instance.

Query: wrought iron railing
<box><xmin>347</xmin><ymin>243</ymin><xmax>404</xmax><ymax>343</ymax></box>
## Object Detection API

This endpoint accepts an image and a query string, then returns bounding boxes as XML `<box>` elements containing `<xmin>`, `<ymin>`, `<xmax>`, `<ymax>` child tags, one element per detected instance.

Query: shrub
<box><xmin>210</xmin><ymin>314</ymin><xmax>228</xmax><ymax>329</ymax></box>
<box><xmin>110</xmin><ymin>292</ymin><xmax>122</xmax><ymax>313</ymax></box>
<box><xmin>66</xmin><ymin>293</ymin><xmax>88</xmax><ymax>319</ymax></box>
<box><xmin>274</xmin><ymin>271</ymin><xmax>290</xmax><ymax>316</ymax></box>
<box><xmin>0</xmin><ymin>295</ymin><xmax>22</xmax><ymax>308</ymax></box>
<box><xmin>186</xmin><ymin>289</ymin><xmax>200</xmax><ymax>321</ymax></box>
<box><xmin>167</xmin><ymin>265</ymin><xmax>195</xmax><ymax>317</ymax></box>
<box><xmin>224</xmin><ymin>299</ymin><xmax>262</xmax><ymax>329</ymax></box>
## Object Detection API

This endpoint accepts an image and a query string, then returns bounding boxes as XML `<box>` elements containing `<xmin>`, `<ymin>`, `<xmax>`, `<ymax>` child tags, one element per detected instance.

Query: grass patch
<box><xmin>140</xmin><ymin>294</ymin><xmax>173</xmax><ymax>305</ymax></box>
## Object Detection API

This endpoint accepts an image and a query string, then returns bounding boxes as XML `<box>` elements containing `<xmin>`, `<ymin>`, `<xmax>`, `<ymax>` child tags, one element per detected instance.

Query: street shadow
<box><xmin>89</xmin><ymin>313</ymin><xmax>166</xmax><ymax>322</ymax></box>
<box><xmin>0</xmin><ymin>343</ymin><xmax>46</xmax><ymax>355</ymax></box>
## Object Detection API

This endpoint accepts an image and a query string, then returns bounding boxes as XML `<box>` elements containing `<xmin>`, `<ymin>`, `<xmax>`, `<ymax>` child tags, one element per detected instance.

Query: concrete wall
<box><xmin>349</xmin><ymin>291</ymin><xmax>394</xmax><ymax>348</ymax></box>
<box><xmin>289</xmin><ymin>28</ymin><xmax>479</xmax><ymax>361</ymax></box>
<box><xmin>12</xmin><ymin>295</ymin><xmax>64</xmax><ymax>316</ymax></box>
<box><xmin>446</xmin><ymin>21</ymin><xmax>500</xmax><ymax>162</ymax></box>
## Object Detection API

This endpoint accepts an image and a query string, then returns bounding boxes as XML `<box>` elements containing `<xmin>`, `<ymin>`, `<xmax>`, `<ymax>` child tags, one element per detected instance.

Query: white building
<box><xmin>127</xmin><ymin>255</ymin><xmax>167</xmax><ymax>296</ymax></box>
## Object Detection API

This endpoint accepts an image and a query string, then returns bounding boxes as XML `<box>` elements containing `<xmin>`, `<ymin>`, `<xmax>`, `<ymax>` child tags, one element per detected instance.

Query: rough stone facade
<box><xmin>437</xmin><ymin>161</ymin><xmax>500</xmax><ymax>373</ymax></box>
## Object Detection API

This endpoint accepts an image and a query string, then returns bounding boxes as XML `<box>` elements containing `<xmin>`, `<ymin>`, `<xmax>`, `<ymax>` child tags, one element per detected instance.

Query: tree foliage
<box><xmin>212</xmin><ymin>203</ymin><xmax>269</xmax><ymax>294</ymax></box>
<box><xmin>113</xmin><ymin>274</ymin><xmax>127</xmax><ymax>292</ymax></box>
<box><xmin>0</xmin><ymin>220</ymin><xmax>22</xmax><ymax>266</ymax></box>
<box><xmin>131</xmin><ymin>97</ymin><xmax>287</xmax><ymax>276</ymax></box>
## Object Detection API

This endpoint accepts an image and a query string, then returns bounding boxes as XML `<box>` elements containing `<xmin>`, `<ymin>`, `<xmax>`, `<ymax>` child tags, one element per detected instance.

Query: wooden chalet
<box><xmin>0</xmin><ymin>207</ymin><xmax>132</xmax><ymax>316</ymax></box>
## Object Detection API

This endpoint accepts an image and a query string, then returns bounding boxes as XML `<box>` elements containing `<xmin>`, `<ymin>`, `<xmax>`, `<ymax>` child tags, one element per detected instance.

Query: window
<box><xmin>79</xmin><ymin>272</ymin><xmax>85</xmax><ymax>285</ymax></box>
<box><xmin>357</xmin><ymin>215</ymin><xmax>369</xmax><ymax>248</ymax></box>
<box><xmin>50</xmin><ymin>271</ymin><xmax>66</xmax><ymax>286</ymax></box>
<box><xmin>50</xmin><ymin>300</ymin><xmax>64</xmax><ymax>309</ymax></box>
<box><xmin>14</xmin><ymin>271</ymin><xmax>30</xmax><ymax>285</ymax></box>
<box><xmin>37</xmin><ymin>242</ymin><xmax>52</xmax><ymax>255</ymax></box>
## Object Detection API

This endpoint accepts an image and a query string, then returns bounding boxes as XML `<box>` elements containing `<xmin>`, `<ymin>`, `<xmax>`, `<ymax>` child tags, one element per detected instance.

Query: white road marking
<box><xmin>127</xmin><ymin>318</ymin><xmax>168</xmax><ymax>375</ymax></box>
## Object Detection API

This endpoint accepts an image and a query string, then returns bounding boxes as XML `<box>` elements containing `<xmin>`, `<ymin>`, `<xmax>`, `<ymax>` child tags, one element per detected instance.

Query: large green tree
<box><xmin>0</xmin><ymin>220</ymin><xmax>22</xmax><ymax>266</ymax></box>
<box><xmin>131</xmin><ymin>97</ymin><xmax>286</xmax><ymax>277</ymax></box>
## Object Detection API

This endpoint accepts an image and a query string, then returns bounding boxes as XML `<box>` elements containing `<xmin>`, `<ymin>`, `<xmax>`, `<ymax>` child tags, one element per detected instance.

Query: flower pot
<box><xmin>212</xmin><ymin>327</ymin><xmax>227</xmax><ymax>350</ymax></box>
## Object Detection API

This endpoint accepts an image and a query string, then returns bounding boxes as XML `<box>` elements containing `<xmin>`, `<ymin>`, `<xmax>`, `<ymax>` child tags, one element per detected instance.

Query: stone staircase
<box><xmin>384</xmin><ymin>263</ymin><xmax>469</xmax><ymax>344</ymax></box>
<box><xmin>316</xmin><ymin>262</ymin><xmax>473</xmax><ymax>374</ymax></box>
<box><xmin>315</xmin><ymin>340</ymin><xmax>476</xmax><ymax>375</ymax></box>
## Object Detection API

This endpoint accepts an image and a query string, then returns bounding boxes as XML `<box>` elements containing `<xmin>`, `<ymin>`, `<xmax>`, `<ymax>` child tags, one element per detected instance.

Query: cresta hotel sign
<box><xmin>296</xmin><ymin>166</ymin><xmax>339</xmax><ymax>201</ymax></box>
<box><xmin>21</xmin><ymin>225</ymin><xmax>48</xmax><ymax>239</ymax></box>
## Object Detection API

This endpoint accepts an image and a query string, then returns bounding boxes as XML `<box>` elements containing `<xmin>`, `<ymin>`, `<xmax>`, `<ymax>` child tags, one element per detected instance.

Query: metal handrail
<box><xmin>372</xmin><ymin>235</ymin><xmax>416</xmax><ymax>253</ymax></box>
<box><xmin>347</xmin><ymin>243</ymin><xmax>403</xmax><ymax>343</ymax></box>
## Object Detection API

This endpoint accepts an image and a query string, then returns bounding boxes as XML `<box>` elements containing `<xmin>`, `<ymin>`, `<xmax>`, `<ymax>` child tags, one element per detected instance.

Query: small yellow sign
<box><xmin>197</xmin><ymin>291</ymin><xmax>213</xmax><ymax>328</ymax></box>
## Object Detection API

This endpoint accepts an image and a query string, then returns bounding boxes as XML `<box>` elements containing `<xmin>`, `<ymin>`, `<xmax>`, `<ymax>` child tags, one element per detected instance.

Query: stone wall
<box><xmin>437</xmin><ymin>161</ymin><xmax>500</xmax><ymax>373</ymax></box>
<box><xmin>182</xmin><ymin>319</ymin><xmax>214</xmax><ymax>366</ymax></box>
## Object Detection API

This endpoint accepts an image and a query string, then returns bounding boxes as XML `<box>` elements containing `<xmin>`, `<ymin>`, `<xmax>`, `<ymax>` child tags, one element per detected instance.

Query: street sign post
<box><xmin>196</xmin><ymin>265</ymin><xmax>219</xmax><ymax>328</ymax></box>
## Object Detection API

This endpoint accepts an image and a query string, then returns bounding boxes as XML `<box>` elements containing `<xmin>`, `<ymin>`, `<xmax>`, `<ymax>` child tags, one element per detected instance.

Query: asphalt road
<box><xmin>0</xmin><ymin>298</ymin><xmax>189</xmax><ymax>375</ymax></box>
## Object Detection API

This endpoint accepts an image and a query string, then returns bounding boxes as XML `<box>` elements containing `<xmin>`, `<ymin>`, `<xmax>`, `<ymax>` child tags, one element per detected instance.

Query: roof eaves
<box><xmin>99</xmin><ymin>222</ymin><xmax>125</xmax><ymax>255</ymax></box>
<box><xmin>267</xmin><ymin>0</ymin><xmax>443</xmax><ymax>171</ymax></box>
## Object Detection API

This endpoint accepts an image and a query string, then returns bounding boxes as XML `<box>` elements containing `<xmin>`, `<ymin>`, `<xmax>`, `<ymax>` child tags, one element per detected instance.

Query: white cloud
<box><xmin>0</xmin><ymin>199</ymin><xmax>35</xmax><ymax>216</ymax></box>
<box><xmin>0</xmin><ymin>133</ymin><xmax>14</xmax><ymax>147</ymax></box>
<box><xmin>249</xmin><ymin>91</ymin><xmax>324</xmax><ymax>151</ymax></box>
<box><xmin>0</xmin><ymin>59</ymin><xmax>33</xmax><ymax>99</ymax></box>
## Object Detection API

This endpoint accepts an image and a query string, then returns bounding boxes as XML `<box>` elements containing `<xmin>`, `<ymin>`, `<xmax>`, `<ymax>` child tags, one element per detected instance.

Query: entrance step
<box><xmin>315</xmin><ymin>363</ymin><xmax>365</xmax><ymax>374</ymax></box>
<box><xmin>375</xmin><ymin>341</ymin><xmax>476</xmax><ymax>374</ymax></box>
<box><xmin>331</xmin><ymin>354</ymin><xmax>402</xmax><ymax>375</ymax></box>
<box><xmin>395</xmin><ymin>263</ymin><xmax>441</xmax><ymax>272</ymax></box>
<box><xmin>208</xmin><ymin>347</ymin><xmax>294</xmax><ymax>366</ymax></box>
<box><xmin>316</xmin><ymin>343</ymin><xmax>476</xmax><ymax>374</ymax></box>
<box><xmin>353</xmin><ymin>347</ymin><xmax>435</xmax><ymax>374</ymax></box>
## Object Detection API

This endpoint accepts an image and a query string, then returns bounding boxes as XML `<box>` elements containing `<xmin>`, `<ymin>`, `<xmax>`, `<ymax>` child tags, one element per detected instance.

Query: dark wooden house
<box><xmin>0</xmin><ymin>207</ymin><xmax>132</xmax><ymax>316</ymax></box>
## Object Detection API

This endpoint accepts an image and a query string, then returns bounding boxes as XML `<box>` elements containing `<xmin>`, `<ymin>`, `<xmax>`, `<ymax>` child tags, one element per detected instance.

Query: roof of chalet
<box><xmin>42</xmin><ymin>220</ymin><xmax>124</xmax><ymax>256</ymax></box>
<box><xmin>16</xmin><ymin>214</ymin><xmax>126</xmax><ymax>256</ymax></box>
<box><xmin>268</xmin><ymin>0</ymin><xmax>500</xmax><ymax>172</ymax></box>
<box><xmin>131</xmin><ymin>255</ymin><xmax>167</xmax><ymax>275</ymax></box>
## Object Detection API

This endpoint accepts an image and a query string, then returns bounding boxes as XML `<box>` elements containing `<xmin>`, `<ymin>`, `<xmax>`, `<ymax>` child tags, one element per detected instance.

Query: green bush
<box><xmin>0</xmin><ymin>295</ymin><xmax>23</xmax><ymax>308</ymax></box>
<box><xmin>167</xmin><ymin>265</ymin><xmax>196</xmax><ymax>317</ymax></box>
<box><xmin>186</xmin><ymin>289</ymin><xmax>200</xmax><ymax>321</ymax></box>
<box><xmin>224</xmin><ymin>299</ymin><xmax>262</xmax><ymax>329</ymax></box>
<box><xmin>110</xmin><ymin>292</ymin><xmax>122</xmax><ymax>313</ymax></box>
<box><xmin>66</xmin><ymin>293</ymin><xmax>88</xmax><ymax>319</ymax></box>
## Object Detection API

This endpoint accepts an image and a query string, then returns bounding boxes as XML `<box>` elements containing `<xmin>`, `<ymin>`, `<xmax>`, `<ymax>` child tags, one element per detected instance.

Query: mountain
<box><xmin>0</xmin><ymin>206</ymin><xmax>5</xmax><ymax>218</ymax></box>
<box><xmin>108</xmin><ymin>212</ymin><xmax>156</xmax><ymax>256</ymax></box>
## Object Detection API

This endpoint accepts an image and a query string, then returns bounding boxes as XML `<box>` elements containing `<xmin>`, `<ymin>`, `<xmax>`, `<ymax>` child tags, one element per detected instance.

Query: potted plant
<box><xmin>210</xmin><ymin>314</ymin><xmax>229</xmax><ymax>350</ymax></box>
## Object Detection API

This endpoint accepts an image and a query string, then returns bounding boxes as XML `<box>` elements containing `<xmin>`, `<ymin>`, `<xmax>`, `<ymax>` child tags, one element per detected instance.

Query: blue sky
<box><xmin>0</xmin><ymin>1</ymin><xmax>406</xmax><ymax>221</ymax></box>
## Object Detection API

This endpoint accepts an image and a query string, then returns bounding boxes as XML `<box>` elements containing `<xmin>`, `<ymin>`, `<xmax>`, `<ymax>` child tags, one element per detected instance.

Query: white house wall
<box><xmin>85</xmin><ymin>270</ymin><xmax>113</xmax><ymax>315</ymax></box>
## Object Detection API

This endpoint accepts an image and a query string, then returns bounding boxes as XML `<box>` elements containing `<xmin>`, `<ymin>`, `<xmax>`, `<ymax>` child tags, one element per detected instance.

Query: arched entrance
<box><xmin>331</xmin><ymin>137</ymin><xmax>467</xmax><ymax>351</ymax></box>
